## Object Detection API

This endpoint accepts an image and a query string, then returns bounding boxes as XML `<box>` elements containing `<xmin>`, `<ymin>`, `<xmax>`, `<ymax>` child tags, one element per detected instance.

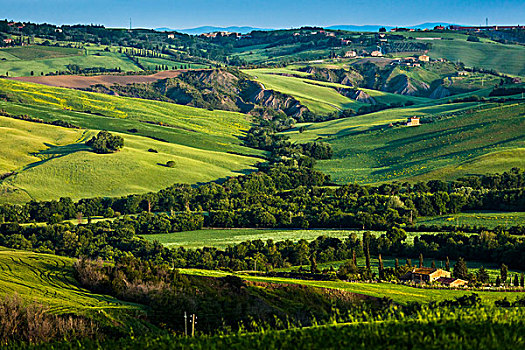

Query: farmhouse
<box><xmin>167</xmin><ymin>33</ymin><xmax>175</xmax><ymax>39</ymax></box>
<box><xmin>401</xmin><ymin>268</ymin><xmax>451</xmax><ymax>283</ymax></box>
<box><xmin>437</xmin><ymin>277</ymin><xmax>468</xmax><ymax>287</ymax></box>
<box><xmin>345</xmin><ymin>50</ymin><xmax>357</xmax><ymax>58</ymax></box>
<box><xmin>3</xmin><ymin>38</ymin><xmax>14</xmax><ymax>44</ymax></box>
<box><xmin>418</xmin><ymin>55</ymin><xmax>430</xmax><ymax>62</ymax></box>
<box><xmin>406</xmin><ymin>117</ymin><xmax>420</xmax><ymax>126</ymax></box>
<box><xmin>371</xmin><ymin>50</ymin><xmax>383</xmax><ymax>57</ymax></box>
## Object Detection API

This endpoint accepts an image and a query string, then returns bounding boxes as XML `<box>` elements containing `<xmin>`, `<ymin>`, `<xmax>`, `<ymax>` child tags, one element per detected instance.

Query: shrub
<box><xmin>166</xmin><ymin>161</ymin><xmax>176</xmax><ymax>168</ymax></box>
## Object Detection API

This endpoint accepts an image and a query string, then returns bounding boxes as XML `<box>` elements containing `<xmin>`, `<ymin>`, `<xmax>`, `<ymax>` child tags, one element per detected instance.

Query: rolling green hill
<box><xmin>289</xmin><ymin>102</ymin><xmax>525</xmax><ymax>183</ymax></box>
<box><xmin>0</xmin><ymin>115</ymin><xmax>257</xmax><ymax>203</ymax></box>
<box><xmin>0</xmin><ymin>79</ymin><xmax>264</xmax><ymax>203</ymax></box>
<box><xmin>0</xmin><ymin>46</ymin><xmax>142</xmax><ymax>77</ymax></box>
<box><xmin>394</xmin><ymin>33</ymin><xmax>525</xmax><ymax>76</ymax></box>
<box><xmin>0</xmin><ymin>248</ymin><xmax>143</xmax><ymax>316</ymax></box>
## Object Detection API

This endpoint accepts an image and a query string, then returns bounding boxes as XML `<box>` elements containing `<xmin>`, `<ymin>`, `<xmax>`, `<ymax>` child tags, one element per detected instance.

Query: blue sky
<box><xmin>2</xmin><ymin>0</ymin><xmax>524</xmax><ymax>29</ymax></box>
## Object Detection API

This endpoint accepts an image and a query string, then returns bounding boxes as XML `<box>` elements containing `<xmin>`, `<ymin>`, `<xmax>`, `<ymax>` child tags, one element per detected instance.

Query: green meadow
<box><xmin>415</xmin><ymin>211</ymin><xmax>525</xmax><ymax>229</ymax></box>
<box><xmin>0</xmin><ymin>248</ymin><xmax>143</xmax><ymax>315</ymax></box>
<box><xmin>289</xmin><ymin>102</ymin><xmax>525</xmax><ymax>183</ymax></box>
<box><xmin>0</xmin><ymin>46</ymin><xmax>141</xmax><ymax>77</ymax></box>
<box><xmin>180</xmin><ymin>268</ymin><xmax>523</xmax><ymax>305</ymax></box>
<box><xmin>141</xmin><ymin>228</ymin><xmax>450</xmax><ymax>249</ymax></box>
<box><xmin>0</xmin><ymin>116</ymin><xmax>257</xmax><ymax>202</ymax></box>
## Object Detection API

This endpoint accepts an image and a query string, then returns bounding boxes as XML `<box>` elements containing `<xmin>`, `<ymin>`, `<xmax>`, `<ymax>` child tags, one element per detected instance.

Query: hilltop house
<box><xmin>401</xmin><ymin>268</ymin><xmax>451</xmax><ymax>283</ymax></box>
<box><xmin>345</xmin><ymin>50</ymin><xmax>357</xmax><ymax>58</ymax></box>
<box><xmin>167</xmin><ymin>33</ymin><xmax>175</xmax><ymax>39</ymax></box>
<box><xmin>371</xmin><ymin>50</ymin><xmax>383</xmax><ymax>57</ymax></box>
<box><xmin>418</xmin><ymin>55</ymin><xmax>430</xmax><ymax>62</ymax></box>
<box><xmin>406</xmin><ymin>117</ymin><xmax>420</xmax><ymax>126</ymax></box>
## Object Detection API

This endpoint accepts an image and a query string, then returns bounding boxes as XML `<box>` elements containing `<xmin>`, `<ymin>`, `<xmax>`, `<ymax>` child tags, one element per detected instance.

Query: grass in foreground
<box><xmin>0</xmin><ymin>248</ymin><xmax>142</xmax><ymax>315</ymax></box>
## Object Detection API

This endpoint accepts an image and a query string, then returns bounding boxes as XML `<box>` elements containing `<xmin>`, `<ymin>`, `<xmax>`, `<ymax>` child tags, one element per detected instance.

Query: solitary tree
<box><xmin>395</xmin><ymin>258</ymin><xmax>400</xmax><ymax>270</ymax></box>
<box><xmin>445</xmin><ymin>256</ymin><xmax>450</xmax><ymax>271</ymax></box>
<box><xmin>352</xmin><ymin>249</ymin><xmax>357</xmax><ymax>266</ymax></box>
<box><xmin>453</xmin><ymin>257</ymin><xmax>468</xmax><ymax>279</ymax></box>
<box><xmin>419</xmin><ymin>253</ymin><xmax>424</xmax><ymax>268</ymax></box>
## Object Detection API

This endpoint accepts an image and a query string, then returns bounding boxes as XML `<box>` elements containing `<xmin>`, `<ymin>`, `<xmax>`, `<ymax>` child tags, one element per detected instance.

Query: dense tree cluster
<box><xmin>86</xmin><ymin>131</ymin><xmax>124</xmax><ymax>154</ymax></box>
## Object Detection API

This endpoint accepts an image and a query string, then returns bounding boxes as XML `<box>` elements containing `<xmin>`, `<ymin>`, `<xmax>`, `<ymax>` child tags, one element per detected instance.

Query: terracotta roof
<box><xmin>412</xmin><ymin>267</ymin><xmax>436</xmax><ymax>275</ymax></box>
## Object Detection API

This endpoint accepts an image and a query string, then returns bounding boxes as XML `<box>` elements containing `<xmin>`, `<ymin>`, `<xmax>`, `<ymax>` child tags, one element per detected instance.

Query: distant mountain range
<box><xmin>156</xmin><ymin>26</ymin><xmax>268</xmax><ymax>35</ymax></box>
<box><xmin>156</xmin><ymin>23</ymin><xmax>456</xmax><ymax>35</ymax></box>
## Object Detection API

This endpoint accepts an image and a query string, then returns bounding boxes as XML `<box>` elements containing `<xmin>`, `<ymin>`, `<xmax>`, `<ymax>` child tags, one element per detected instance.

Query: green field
<box><xmin>423</xmin><ymin>38</ymin><xmax>525</xmax><ymax>76</ymax></box>
<box><xmin>180</xmin><ymin>268</ymin><xmax>523</xmax><ymax>305</ymax></box>
<box><xmin>0</xmin><ymin>79</ymin><xmax>265</xmax><ymax>203</ymax></box>
<box><xmin>0</xmin><ymin>248</ymin><xmax>143</xmax><ymax>316</ymax></box>
<box><xmin>0</xmin><ymin>47</ymin><xmax>141</xmax><ymax>77</ymax></box>
<box><xmin>416</xmin><ymin>211</ymin><xmax>525</xmax><ymax>229</ymax></box>
<box><xmin>141</xmin><ymin>228</ymin><xmax>453</xmax><ymax>249</ymax></box>
<box><xmin>289</xmin><ymin>102</ymin><xmax>525</xmax><ymax>183</ymax></box>
<box><xmin>0</xmin><ymin>116</ymin><xmax>257</xmax><ymax>202</ymax></box>
<box><xmin>243</xmin><ymin>69</ymin><xmax>361</xmax><ymax>114</ymax></box>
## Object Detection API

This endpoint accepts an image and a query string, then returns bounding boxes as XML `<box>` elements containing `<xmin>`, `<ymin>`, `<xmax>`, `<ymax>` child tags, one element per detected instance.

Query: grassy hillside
<box><xmin>0</xmin><ymin>116</ymin><xmax>257</xmax><ymax>202</ymax></box>
<box><xmin>0</xmin><ymin>248</ymin><xmax>143</xmax><ymax>315</ymax></box>
<box><xmin>243</xmin><ymin>70</ymin><xmax>361</xmax><ymax>114</ymax></box>
<box><xmin>415</xmin><ymin>211</ymin><xmax>525</xmax><ymax>229</ymax></box>
<box><xmin>414</xmin><ymin>37</ymin><xmax>525</xmax><ymax>76</ymax></box>
<box><xmin>0</xmin><ymin>48</ymin><xmax>141</xmax><ymax>77</ymax></box>
<box><xmin>180</xmin><ymin>268</ymin><xmax>522</xmax><ymax>305</ymax></box>
<box><xmin>290</xmin><ymin>102</ymin><xmax>525</xmax><ymax>183</ymax></box>
<box><xmin>141</xmin><ymin>228</ymin><xmax>451</xmax><ymax>249</ymax></box>
<box><xmin>0</xmin><ymin>79</ymin><xmax>261</xmax><ymax>154</ymax></box>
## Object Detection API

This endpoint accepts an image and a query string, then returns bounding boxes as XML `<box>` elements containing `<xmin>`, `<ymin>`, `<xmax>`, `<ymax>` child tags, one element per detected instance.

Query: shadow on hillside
<box><xmin>24</xmin><ymin>143</ymin><xmax>91</xmax><ymax>171</ymax></box>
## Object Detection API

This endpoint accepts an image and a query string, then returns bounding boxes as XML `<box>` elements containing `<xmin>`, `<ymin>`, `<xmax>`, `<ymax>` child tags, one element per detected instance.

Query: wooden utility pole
<box><xmin>184</xmin><ymin>312</ymin><xmax>187</xmax><ymax>336</ymax></box>
<box><xmin>191</xmin><ymin>314</ymin><xmax>196</xmax><ymax>337</ymax></box>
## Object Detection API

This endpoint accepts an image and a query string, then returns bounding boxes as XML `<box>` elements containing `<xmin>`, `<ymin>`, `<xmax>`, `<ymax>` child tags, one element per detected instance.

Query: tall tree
<box><xmin>419</xmin><ymin>253</ymin><xmax>424</xmax><ymax>268</ymax></box>
<box><xmin>445</xmin><ymin>256</ymin><xmax>450</xmax><ymax>272</ymax></box>
<box><xmin>395</xmin><ymin>258</ymin><xmax>400</xmax><ymax>270</ymax></box>
<box><xmin>476</xmin><ymin>266</ymin><xmax>490</xmax><ymax>284</ymax></box>
<box><xmin>378</xmin><ymin>254</ymin><xmax>385</xmax><ymax>280</ymax></box>
<box><xmin>453</xmin><ymin>257</ymin><xmax>468</xmax><ymax>279</ymax></box>
<box><xmin>431</xmin><ymin>261</ymin><xmax>436</xmax><ymax>269</ymax></box>
<box><xmin>514</xmin><ymin>274</ymin><xmax>519</xmax><ymax>287</ymax></box>
<box><xmin>363</xmin><ymin>231</ymin><xmax>371</xmax><ymax>271</ymax></box>
<box><xmin>500</xmin><ymin>264</ymin><xmax>508</xmax><ymax>284</ymax></box>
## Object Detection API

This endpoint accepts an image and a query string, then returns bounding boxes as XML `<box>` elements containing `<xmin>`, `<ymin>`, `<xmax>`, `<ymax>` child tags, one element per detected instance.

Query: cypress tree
<box><xmin>500</xmin><ymin>264</ymin><xmax>508</xmax><ymax>284</ymax></box>
<box><xmin>514</xmin><ymin>274</ymin><xmax>519</xmax><ymax>287</ymax></box>
<box><xmin>395</xmin><ymin>258</ymin><xmax>399</xmax><ymax>270</ymax></box>
<box><xmin>419</xmin><ymin>253</ymin><xmax>424</xmax><ymax>268</ymax></box>
<box><xmin>407</xmin><ymin>259</ymin><xmax>412</xmax><ymax>267</ymax></box>
<box><xmin>352</xmin><ymin>249</ymin><xmax>357</xmax><ymax>266</ymax></box>
<box><xmin>520</xmin><ymin>273</ymin><xmax>524</xmax><ymax>288</ymax></box>
<box><xmin>378</xmin><ymin>254</ymin><xmax>384</xmax><ymax>280</ymax></box>
<box><xmin>445</xmin><ymin>256</ymin><xmax>450</xmax><ymax>271</ymax></box>
<box><xmin>363</xmin><ymin>232</ymin><xmax>371</xmax><ymax>271</ymax></box>
<box><xmin>453</xmin><ymin>257</ymin><xmax>468</xmax><ymax>279</ymax></box>
<box><xmin>431</xmin><ymin>261</ymin><xmax>436</xmax><ymax>269</ymax></box>
<box><xmin>496</xmin><ymin>276</ymin><xmax>501</xmax><ymax>287</ymax></box>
